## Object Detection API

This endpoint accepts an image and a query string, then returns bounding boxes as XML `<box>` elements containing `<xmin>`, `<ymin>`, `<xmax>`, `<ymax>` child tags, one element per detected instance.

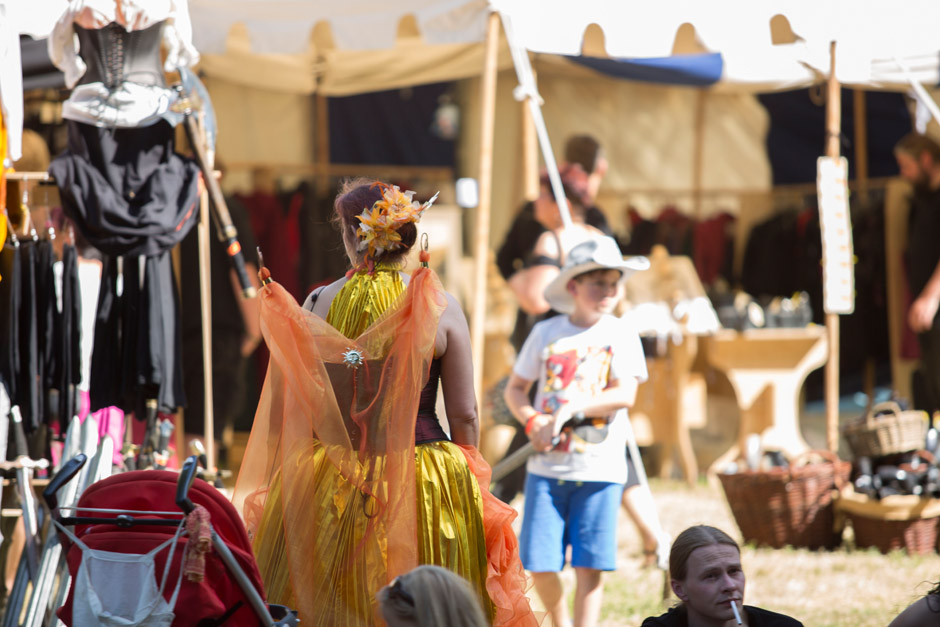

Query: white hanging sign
<box><xmin>816</xmin><ymin>156</ymin><xmax>855</xmax><ymax>315</ymax></box>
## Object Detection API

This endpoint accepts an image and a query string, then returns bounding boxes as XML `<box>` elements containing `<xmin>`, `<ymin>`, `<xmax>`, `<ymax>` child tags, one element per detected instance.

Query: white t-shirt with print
<box><xmin>513</xmin><ymin>314</ymin><xmax>648</xmax><ymax>484</ymax></box>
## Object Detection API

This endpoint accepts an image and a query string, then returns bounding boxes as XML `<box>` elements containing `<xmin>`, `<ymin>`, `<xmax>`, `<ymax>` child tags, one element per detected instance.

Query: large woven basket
<box><xmin>718</xmin><ymin>450</ymin><xmax>850</xmax><ymax>550</ymax></box>
<box><xmin>842</xmin><ymin>401</ymin><xmax>928</xmax><ymax>459</ymax></box>
<box><xmin>836</xmin><ymin>490</ymin><xmax>940</xmax><ymax>555</ymax></box>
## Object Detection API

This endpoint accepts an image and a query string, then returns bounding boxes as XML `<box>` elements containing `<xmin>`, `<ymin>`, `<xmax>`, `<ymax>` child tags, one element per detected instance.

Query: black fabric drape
<box><xmin>89</xmin><ymin>252</ymin><xmax>184</xmax><ymax>417</ymax></box>
<box><xmin>49</xmin><ymin>121</ymin><xmax>199</xmax><ymax>257</ymax></box>
<box><xmin>18</xmin><ymin>243</ymin><xmax>39</xmax><ymax>432</ymax></box>
<box><xmin>0</xmin><ymin>245</ymin><xmax>22</xmax><ymax>404</ymax></box>
<box><xmin>51</xmin><ymin>244</ymin><xmax>82</xmax><ymax>427</ymax></box>
<box><xmin>51</xmin><ymin>120</ymin><xmax>198</xmax><ymax>417</ymax></box>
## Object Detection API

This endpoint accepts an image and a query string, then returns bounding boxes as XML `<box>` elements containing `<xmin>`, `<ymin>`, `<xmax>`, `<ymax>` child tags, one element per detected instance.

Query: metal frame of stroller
<box><xmin>2</xmin><ymin>414</ymin><xmax>108</xmax><ymax>627</ymax></box>
<box><xmin>47</xmin><ymin>455</ymin><xmax>297</xmax><ymax>627</ymax></box>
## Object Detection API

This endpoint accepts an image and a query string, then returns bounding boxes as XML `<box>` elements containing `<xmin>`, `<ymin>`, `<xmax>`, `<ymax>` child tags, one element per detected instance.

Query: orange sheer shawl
<box><xmin>233</xmin><ymin>267</ymin><xmax>539</xmax><ymax>626</ymax></box>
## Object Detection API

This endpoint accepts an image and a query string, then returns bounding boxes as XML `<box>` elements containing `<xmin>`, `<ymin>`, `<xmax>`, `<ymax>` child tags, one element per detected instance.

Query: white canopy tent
<box><xmin>7</xmin><ymin>0</ymin><xmax>940</xmax><ymax>438</ymax></box>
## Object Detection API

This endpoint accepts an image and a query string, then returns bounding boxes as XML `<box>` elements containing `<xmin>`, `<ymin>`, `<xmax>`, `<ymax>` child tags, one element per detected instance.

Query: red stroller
<box><xmin>47</xmin><ymin>455</ymin><xmax>297</xmax><ymax>626</ymax></box>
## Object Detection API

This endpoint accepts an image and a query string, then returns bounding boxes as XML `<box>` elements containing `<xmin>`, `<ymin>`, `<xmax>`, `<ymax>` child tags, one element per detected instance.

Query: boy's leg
<box><xmin>573</xmin><ymin>567</ymin><xmax>603</xmax><ymax>627</ymax></box>
<box><xmin>519</xmin><ymin>473</ymin><xmax>573</xmax><ymax>626</ymax></box>
<box><xmin>532</xmin><ymin>571</ymin><xmax>570</xmax><ymax>626</ymax></box>
<box><xmin>569</xmin><ymin>481</ymin><xmax>623</xmax><ymax>627</ymax></box>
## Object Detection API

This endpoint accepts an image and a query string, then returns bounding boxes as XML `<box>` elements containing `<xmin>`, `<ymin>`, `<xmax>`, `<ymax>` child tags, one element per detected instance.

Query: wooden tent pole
<box><xmin>824</xmin><ymin>41</ymin><xmax>841</xmax><ymax>454</ymax></box>
<box><xmin>521</xmin><ymin>66</ymin><xmax>539</xmax><ymax>201</ymax></box>
<box><xmin>692</xmin><ymin>89</ymin><xmax>706</xmax><ymax>216</ymax></box>
<box><xmin>198</xmin><ymin>185</ymin><xmax>215</xmax><ymax>472</ymax></box>
<box><xmin>854</xmin><ymin>89</ymin><xmax>876</xmax><ymax>401</ymax></box>
<box><xmin>315</xmin><ymin>93</ymin><xmax>330</xmax><ymax>192</ymax></box>
<box><xmin>471</xmin><ymin>11</ymin><xmax>501</xmax><ymax>413</ymax></box>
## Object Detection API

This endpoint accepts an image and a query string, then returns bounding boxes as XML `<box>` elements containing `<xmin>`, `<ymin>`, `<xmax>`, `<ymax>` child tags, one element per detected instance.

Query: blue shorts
<box><xmin>518</xmin><ymin>473</ymin><xmax>623</xmax><ymax>572</ymax></box>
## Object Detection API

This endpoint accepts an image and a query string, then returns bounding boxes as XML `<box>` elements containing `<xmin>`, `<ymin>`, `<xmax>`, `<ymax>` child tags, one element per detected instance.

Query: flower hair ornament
<box><xmin>356</xmin><ymin>183</ymin><xmax>438</xmax><ymax>270</ymax></box>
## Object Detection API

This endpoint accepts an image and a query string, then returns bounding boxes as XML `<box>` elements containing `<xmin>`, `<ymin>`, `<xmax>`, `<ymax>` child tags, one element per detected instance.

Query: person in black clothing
<box><xmin>179</xmin><ymin>188</ymin><xmax>261</xmax><ymax>468</ymax></box>
<box><xmin>895</xmin><ymin>133</ymin><xmax>940</xmax><ymax>420</ymax></box>
<box><xmin>641</xmin><ymin>525</ymin><xmax>803</xmax><ymax>627</ymax></box>
<box><xmin>888</xmin><ymin>578</ymin><xmax>940</xmax><ymax>626</ymax></box>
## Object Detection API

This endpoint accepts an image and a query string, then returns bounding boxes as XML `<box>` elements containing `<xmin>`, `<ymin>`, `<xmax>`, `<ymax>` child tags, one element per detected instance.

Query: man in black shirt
<box><xmin>895</xmin><ymin>133</ymin><xmax>940</xmax><ymax>420</ymax></box>
<box><xmin>179</xmin><ymin>190</ymin><xmax>261</xmax><ymax>468</ymax></box>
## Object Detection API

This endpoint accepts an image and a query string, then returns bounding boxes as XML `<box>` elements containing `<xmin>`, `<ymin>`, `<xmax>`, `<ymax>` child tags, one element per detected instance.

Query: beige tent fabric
<box><xmin>209</xmin><ymin>63</ymin><xmax>771</xmax><ymax>240</ymax></box>
<box><xmin>207</xmin><ymin>77</ymin><xmax>315</xmax><ymax>194</ymax></box>
<box><xmin>456</xmin><ymin>68</ymin><xmax>771</xmax><ymax>242</ymax></box>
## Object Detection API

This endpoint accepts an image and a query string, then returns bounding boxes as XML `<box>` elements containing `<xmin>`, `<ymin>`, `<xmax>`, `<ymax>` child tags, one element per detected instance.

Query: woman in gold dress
<box><xmin>233</xmin><ymin>179</ymin><xmax>537</xmax><ymax>626</ymax></box>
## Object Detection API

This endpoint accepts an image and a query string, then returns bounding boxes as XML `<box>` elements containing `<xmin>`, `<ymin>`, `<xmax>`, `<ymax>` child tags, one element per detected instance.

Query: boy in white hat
<box><xmin>504</xmin><ymin>235</ymin><xmax>649</xmax><ymax>627</ymax></box>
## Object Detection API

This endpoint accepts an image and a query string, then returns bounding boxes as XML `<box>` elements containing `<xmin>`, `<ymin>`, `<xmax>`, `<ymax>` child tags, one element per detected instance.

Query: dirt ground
<box><xmin>510</xmin><ymin>477</ymin><xmax>940</xmax><ymax>627</ymax></box>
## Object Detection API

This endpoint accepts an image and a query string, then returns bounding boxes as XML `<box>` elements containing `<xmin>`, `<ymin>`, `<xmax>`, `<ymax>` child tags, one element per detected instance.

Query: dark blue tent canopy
<box><xmin>567</xmin><ymin>53</ymin><xmax>723</xmax><ymax>87</ymax></box>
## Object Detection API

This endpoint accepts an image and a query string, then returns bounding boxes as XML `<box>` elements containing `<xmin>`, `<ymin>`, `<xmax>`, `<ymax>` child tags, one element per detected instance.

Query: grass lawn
<box><xmin>513</xmin><ymin>478</ymin><xmax>940</xmax><ymax>626</ymax></box>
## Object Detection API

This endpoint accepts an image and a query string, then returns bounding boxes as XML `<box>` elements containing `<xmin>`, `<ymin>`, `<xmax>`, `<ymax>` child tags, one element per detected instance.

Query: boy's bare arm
<box><xmin>505</xmin><ymin>373</ymin><xmax>556</xmax><ymax>452</ymax></box>
<box><xmin>565</xmin><ymin>377</ymin><xmax>639</xmax><ymax>418</ymax></box>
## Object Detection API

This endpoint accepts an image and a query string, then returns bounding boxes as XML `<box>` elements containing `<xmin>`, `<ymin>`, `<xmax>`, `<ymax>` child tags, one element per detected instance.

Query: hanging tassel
<box><xmin>419</xmin><ymin>233</ymin><xmax>430</xmax><ymax>268</ymax></box>
<box><xmin>184</xmin><ymin>504</ymin><xmax>212</xmax><ymax>582</ymax></box>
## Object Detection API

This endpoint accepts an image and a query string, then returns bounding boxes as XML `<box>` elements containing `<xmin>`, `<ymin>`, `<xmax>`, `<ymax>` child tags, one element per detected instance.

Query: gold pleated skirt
<box><xmin>252</xmin><ymin>439</ymin><xmax>494</xmax><ymax>625</ymax></box>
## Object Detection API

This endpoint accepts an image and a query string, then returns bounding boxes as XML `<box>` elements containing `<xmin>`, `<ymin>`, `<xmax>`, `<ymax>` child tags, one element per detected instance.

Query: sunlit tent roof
<box><xmin>9</xmin><ymin>1</ymin><xmax>940</xmax><ymax>98</ymax></box>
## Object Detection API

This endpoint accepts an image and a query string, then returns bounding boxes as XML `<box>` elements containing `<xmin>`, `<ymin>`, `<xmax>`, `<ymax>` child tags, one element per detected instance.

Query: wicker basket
<box><xmin>836</xmin><ymin>490</ymin><xmax>940</xmax><ymax>555</ymax></box>
<box><xmin>718</xmin><ymin>450</ymin><xmax>850</xmax><ymax>550</ymax></box>
<box><xmin>842</xmin><ymin>401</ymin><xmax>928</xmax><ymax>459</ymax></box>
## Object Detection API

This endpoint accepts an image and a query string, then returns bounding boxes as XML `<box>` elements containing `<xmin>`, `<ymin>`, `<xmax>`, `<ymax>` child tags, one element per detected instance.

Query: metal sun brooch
<box><xmin>342</xmin><ymin>348</ymin><xmax>364</xmax><ymax>369</ymax></box>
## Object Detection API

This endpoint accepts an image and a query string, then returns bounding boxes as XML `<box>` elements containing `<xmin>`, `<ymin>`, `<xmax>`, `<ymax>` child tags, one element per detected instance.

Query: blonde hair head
<box><xmin>377</xmin><ymin>565</ymin><xmax>489</xmax><ymax>627</ymax></box>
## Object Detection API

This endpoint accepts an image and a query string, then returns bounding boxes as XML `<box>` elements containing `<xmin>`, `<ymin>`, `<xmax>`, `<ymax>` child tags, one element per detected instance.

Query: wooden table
<box><xmin>704</xmin><ymin>326</ymin><xmax>828</xmax><ymax>476</ymax></box>
<box><xmin>631</xmin><ymin>334</ymin><xmax>704</xmax><ymax>486</ymax></box>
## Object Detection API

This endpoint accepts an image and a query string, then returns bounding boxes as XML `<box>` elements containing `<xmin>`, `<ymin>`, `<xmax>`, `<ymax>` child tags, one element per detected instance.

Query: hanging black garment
<box><xmin>48</xmin><ymin>120</ymin><xmax>199</xmax><ymax>257</ymax></box>
<box><xmin>34</xmin><ymin>239</ymin><xmax>56</xmax><ymax>430</ymax></box>
<box><xmin>50</xmin><ymin>244</ymin><xmax>82</xmax><ymax>427</ymax></box>
<box><xmin>89</xmin><ymin>252</ymin><xmax>184</xmax><ymax>417</ymax></box>
<box><xmin>17</xmin><ymin>242</ymin><xmax>40</xmax><ymax>432</ymax></box>
<box><xmin>89</xmin><ymin>255</ymin><xmax>125</xmax><ymax>412</ymax></box>
<box><xmin>0</xmin><ymin>243</ymin><xmax>22</xmax><ymax>406</ymax></box>
<box><xmin>50</xmin><ymin>120</ymin><xmax>198</xmax><ymax>417</ymax></box>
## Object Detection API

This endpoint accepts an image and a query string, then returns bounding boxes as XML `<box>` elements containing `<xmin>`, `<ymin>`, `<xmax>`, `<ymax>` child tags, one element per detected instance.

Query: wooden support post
<box><xmin>315</xmin><ymin>93</ymin><xmax>330</xmax><ymax>192</ymax></box>
<box><xmin>198</xmin><ymin>187</ymin><xmax>215</xmax><ymax>472</ymax></box>
<box><xmin>854</xmin><ymin>89</ymin><xmax>877</xmax><ymax>402</ymax></box>
<box><xmin>471</xmin><ymin>12</ymin><xmax>501</xmax><ymax>413</ymax></box>
<box><xmin>521</xmin><ymin>67</ymin><xmax>539</xmax><ymax>201</ymax></box>
<box><xmin>692</xmin><ymin>89</ymin><xmax>706</xmax><ymax>217</ymax></box>
<box><xmin>824</xmin><ymin>41</ymin><xmax>841</xmax><ymax>454</ymax></box>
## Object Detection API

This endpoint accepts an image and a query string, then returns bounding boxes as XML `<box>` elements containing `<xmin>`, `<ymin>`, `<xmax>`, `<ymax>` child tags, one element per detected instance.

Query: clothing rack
<box><xmin>1</xmin><ymin>171</ymin><xmax>218</xmax><ymax>474</ymax></box>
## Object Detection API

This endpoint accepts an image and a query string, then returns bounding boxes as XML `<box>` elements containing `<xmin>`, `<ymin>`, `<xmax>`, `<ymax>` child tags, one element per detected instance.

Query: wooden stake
<box><xmin>471</xmin><ymin>12</ymin><xmax>501</xmax><ymax>414</ymax></box>
<box><xmin>824</xmin><ymin>41</ymin><xmax>841</xmax><ymax>454</ymax></box>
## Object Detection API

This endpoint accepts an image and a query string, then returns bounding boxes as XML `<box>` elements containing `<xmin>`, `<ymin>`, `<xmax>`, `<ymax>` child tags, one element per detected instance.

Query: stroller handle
<box><xmin>43</xmin><ymin>454</ymin><xmax>87</xmax><ymax>512</ymax></box>
<box><xmin>176</xmin><ymin>455</ymin><xmax>199</xmax><ymax>515</ymax></box>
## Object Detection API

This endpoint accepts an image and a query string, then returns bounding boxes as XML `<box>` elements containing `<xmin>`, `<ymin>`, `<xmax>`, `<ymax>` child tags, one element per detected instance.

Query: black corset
<box><xmin>74</xmin><ymin>21</ymin><xmax>166</xmax><ymax>90</ymax></box>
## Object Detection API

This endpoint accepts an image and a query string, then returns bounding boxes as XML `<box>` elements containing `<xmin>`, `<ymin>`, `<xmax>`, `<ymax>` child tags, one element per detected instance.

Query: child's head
<box><xmin>568</xmin><ymin>267</ymin><xmax>625</xmax><ymax>317</ymax></box>
<box><xmin>543</xmin><ymin>236</ymin><xmax>649</xmax><ymax>317</ymax></box>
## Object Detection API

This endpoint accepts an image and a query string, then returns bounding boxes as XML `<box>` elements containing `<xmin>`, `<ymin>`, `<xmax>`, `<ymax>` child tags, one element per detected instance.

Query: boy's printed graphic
<box><xmin>540</xmin><ymin>343</ymin><xmax>613</xmax><ymax>452</ymax></box>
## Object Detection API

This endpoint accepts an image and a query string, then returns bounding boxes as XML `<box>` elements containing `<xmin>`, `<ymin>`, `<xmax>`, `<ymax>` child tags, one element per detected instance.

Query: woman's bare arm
<box><xmin>507</xmin><ymin>231</ymin><xmax>561</xmax><ymax>315</ymax></box>
<box><xmin>438</xmin><ymin>293</ymin><xmax>479</xmax><ymax>446</ymax></box>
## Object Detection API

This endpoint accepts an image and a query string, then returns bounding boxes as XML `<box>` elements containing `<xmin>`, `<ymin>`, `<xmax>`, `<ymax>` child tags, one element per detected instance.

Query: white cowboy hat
<box><xmin>543</xmin><ymin>236</ymin><xmax>649</xmax><ymax>315</ymax></box>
